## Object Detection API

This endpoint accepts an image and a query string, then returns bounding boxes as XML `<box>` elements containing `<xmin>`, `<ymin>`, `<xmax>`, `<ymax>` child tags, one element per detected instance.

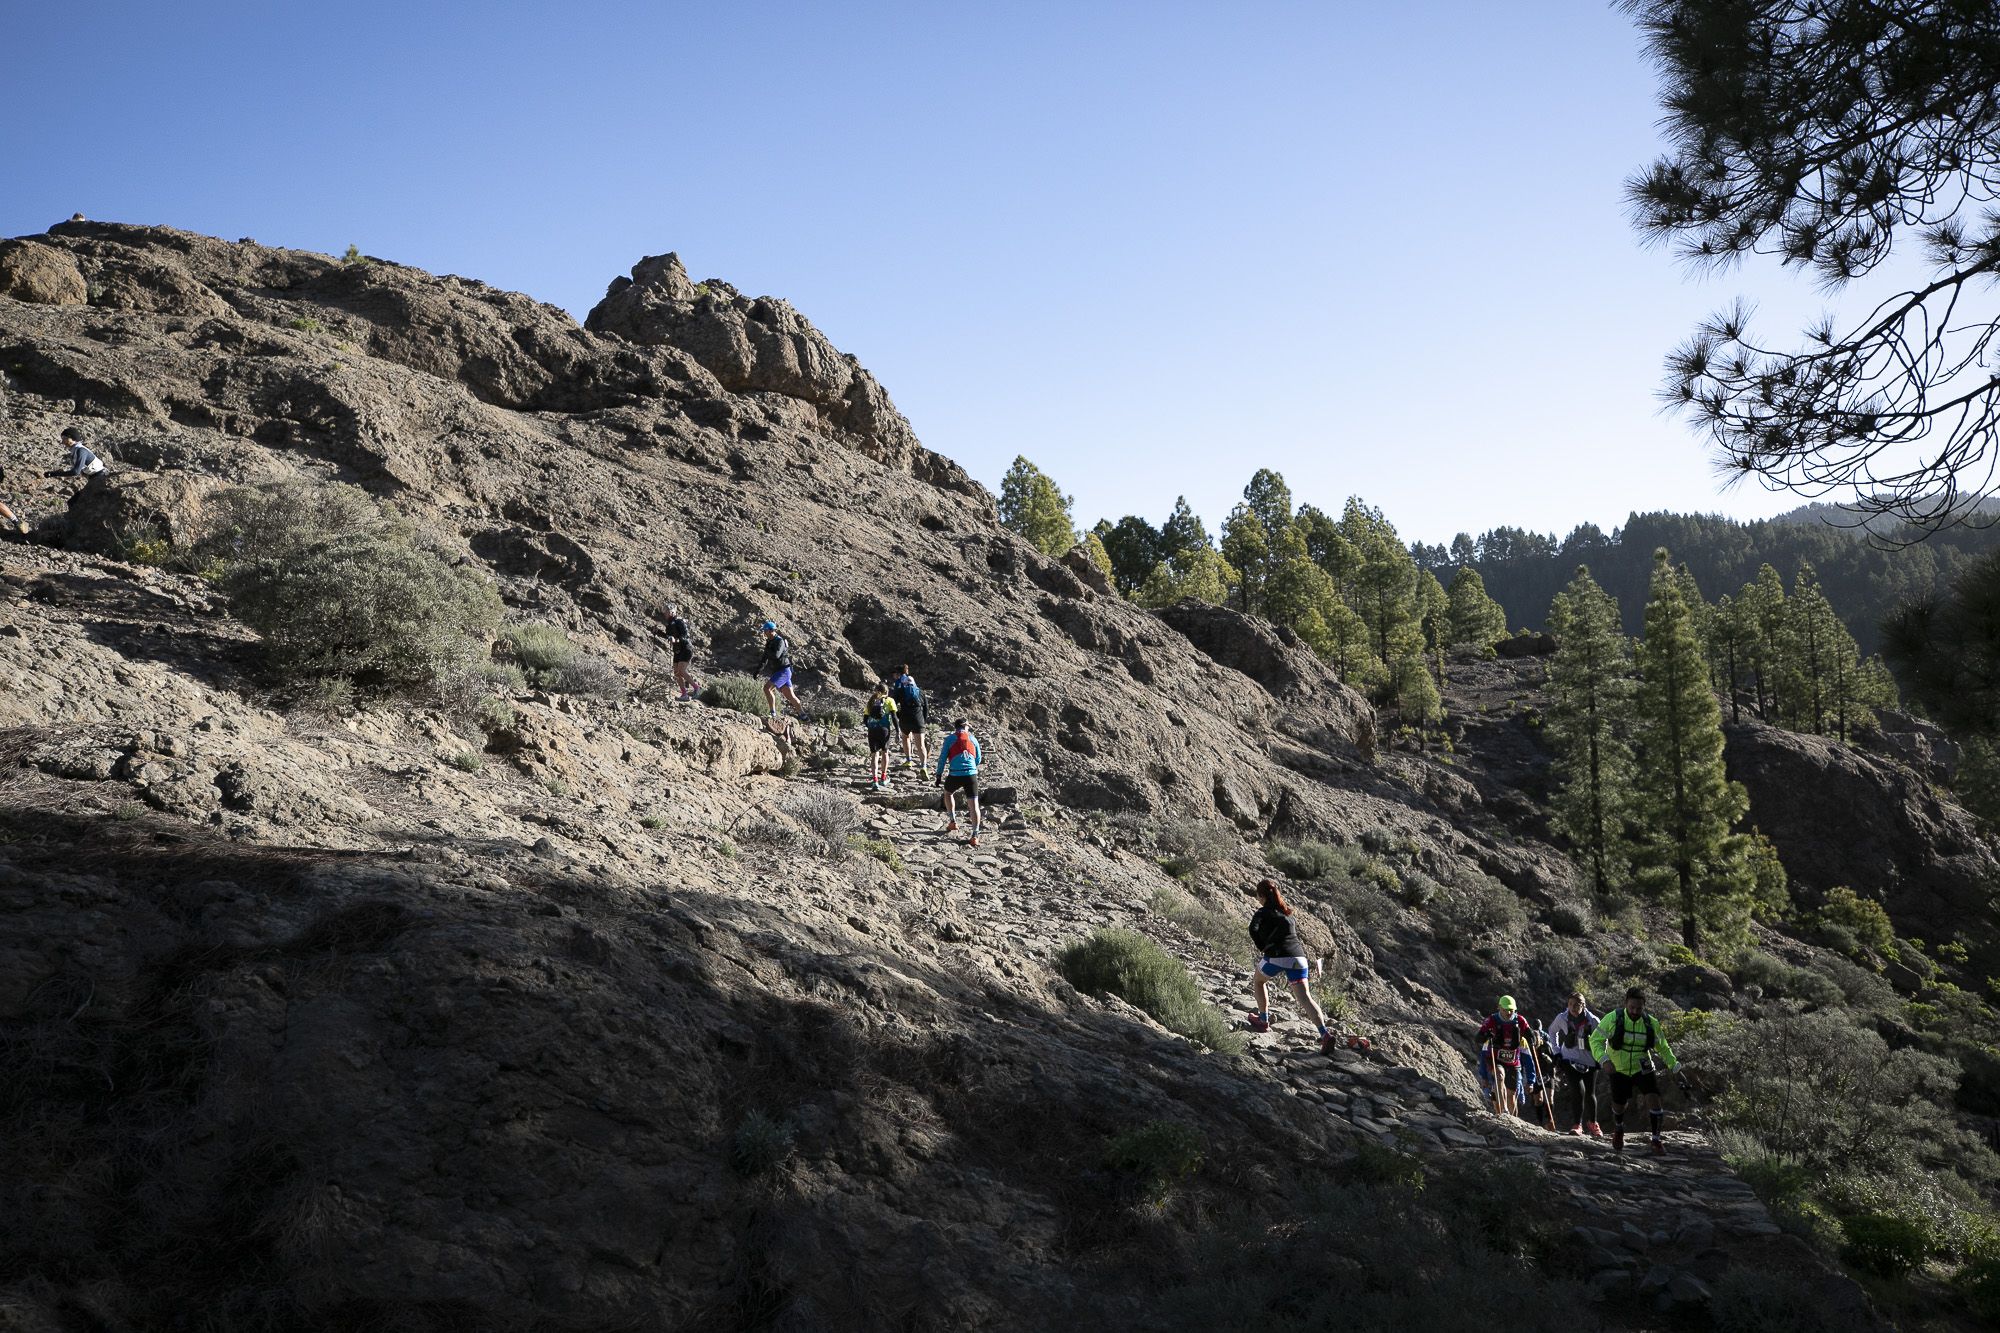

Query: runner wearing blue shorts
<box><xmin>1245</xmin><ymin>878</ymin><xmax>1336</xmax><ymax>1054</ymax></box>
<box><xmin>758</xmin><ymin>620</ymin><xmax>806</xmax><ymax>721</ymax></box>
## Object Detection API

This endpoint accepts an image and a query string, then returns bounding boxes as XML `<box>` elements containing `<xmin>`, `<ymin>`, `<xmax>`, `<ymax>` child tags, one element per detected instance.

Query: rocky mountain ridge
<box><xmin>0</xmin><ymin>221</ymin><xmax>1956</xmax><ymax>1329</ymax></box>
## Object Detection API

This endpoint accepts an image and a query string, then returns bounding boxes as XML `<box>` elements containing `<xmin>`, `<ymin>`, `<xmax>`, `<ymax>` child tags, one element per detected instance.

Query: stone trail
<box><xmin>794</xmin><ymin>757</ymin><xmax>1791</xmax><ymax>1318</ymax></box>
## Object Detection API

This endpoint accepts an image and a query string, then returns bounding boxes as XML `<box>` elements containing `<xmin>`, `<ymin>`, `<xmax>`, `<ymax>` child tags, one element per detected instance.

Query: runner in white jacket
<box><xmin>1548</xmin><ymin>991</ymin><xmax>1604</xmax><ymax>1137</ymax></box>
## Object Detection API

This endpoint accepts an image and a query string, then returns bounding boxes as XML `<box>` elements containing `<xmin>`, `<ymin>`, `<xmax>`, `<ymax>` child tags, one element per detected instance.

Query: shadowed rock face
<box><xmin>1726</xmin><ymin>719</ymin><xmax>2000</xmax><ymax>949</ymax></box>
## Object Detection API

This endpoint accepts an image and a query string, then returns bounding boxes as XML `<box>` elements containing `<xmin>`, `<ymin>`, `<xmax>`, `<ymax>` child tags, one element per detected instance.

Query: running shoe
<box><xmin>943</xmin><ymin>820</ymin><xmax>958</xmax><ymax>833</ymax></box>
<box><xmin>1247</xmin><ymin>1015</ymin><xmax>1272</xmax><ymax>1033</ymax></box>
<box><xmin>1612</xmin><ymin>1127</ymin><xmax>1624</xmax><ymax>1152</ymax></box>
<box><xmin>1586</xmin><ymin>1122</ymin><xmax>1602</xmax><ymax>1138</ymax></box>
<box><xmin>1649</xmin><ymin>1138</ymin><xmax>1665</xmax><ymax>1157</ymax></box>
<box><xmin>1319</xmin><ymin>1032</ymin><xmax>1339</xmax><ymax>1055</ymax></box>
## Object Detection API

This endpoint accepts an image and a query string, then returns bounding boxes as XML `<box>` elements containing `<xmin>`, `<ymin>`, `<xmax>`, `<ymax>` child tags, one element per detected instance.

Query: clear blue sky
<box><xmin>3</xmin><ymin>2</ymin><xmax>1856</xmax><ymax>546</ymax></box>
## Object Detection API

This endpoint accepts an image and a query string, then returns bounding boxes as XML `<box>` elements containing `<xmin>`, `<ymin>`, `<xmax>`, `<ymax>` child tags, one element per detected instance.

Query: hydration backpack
<box><xmin>893</xmin><ymin>678</ymin><xmax>922</xmax><ymax>712</ymax></box>
<box><xmin>1611</xmin><ymin>1010</ymin><xmax>1658</xmax><ymax>1052</ymax></box>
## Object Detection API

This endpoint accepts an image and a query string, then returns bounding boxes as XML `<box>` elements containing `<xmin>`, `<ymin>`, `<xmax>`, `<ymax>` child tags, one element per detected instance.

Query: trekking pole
<box><xmin>1538</xmin><ymin>1057</ymin><xmax>1557</xmax><ymax>1131</ymax></box>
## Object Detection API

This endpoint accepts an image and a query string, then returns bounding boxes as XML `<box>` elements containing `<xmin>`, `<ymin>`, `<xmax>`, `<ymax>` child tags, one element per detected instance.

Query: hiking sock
<box><xmin>1649</xmin><ymin>1110</ymin><xmax>1664</xmax><ymax>1140</ymax></box>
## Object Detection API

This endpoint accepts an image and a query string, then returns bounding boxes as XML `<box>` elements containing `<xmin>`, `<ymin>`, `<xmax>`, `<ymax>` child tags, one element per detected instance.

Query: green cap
<box><xmin>1497</xmin><ymin>995</ymin><xmax>1516</xmax><ymax>1012</ymax></box>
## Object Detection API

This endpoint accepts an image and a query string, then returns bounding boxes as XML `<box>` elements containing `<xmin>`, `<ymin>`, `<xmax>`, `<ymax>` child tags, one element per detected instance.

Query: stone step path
<box><xmin>797</xmin><ymin>760</ymin><xmax>1786</xmax><ymax>1316</ymax></box>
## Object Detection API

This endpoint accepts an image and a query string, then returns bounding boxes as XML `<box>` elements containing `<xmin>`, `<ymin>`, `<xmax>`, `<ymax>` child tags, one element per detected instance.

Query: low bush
<box><xmin>785</xmin><ymin>788</ymin><xmax>859</xmax><ymax>858</ymax></box>
<box><xmin>1956</xmin><ymin>1254</ymin><xmax>2000</xmax><ymax>1325</ymax></box>
<box><xmin>1732</xmin><ymin>949</ymin><xmax>1789</xmax><ymax>993</ymax></box>
<box><xmin>1430</xmin><ymin>869</ymin><xmax>1523</xmax><ymax>945</ymax></box>
<box><xmin>1358</xmin><ymin>859</ymin><xmax>1401</xmax><ymax>898</ymax></box>
<box><xmin>554</xmin><ymin>653</ymin><xmax>626</xmax><ymax>700</ymax></box>
<box><xmin>1264</xmin><ymin>838</ymin><xmax>1349</xmax><ymax>882</ymax></box>
<box><xmin>1840</xmin><ymin>1212</ymin><xmax>1928</xmax><ymax>1277</ymax></box>
<box><xmin>1152</xmin><ymin>817</ymin><xmax>1237</xmax><ymax>878</ymax></box>
<box><xmin>701</xmin><ymin>674</ymin><xmax>769</xmax><ymax>716</ymax></box>
<box><xmin>441</xmin><ymin>749</ymin><xmax>481</xmax><ymax>773</ymax></box>
<box><xmin>737</xmin><ymin>817</ymin><xmax>805</xmax><ymax>855</ymax></box>
<box><xmin>1104</xmin><ymin>1121</ymin><xmax>1205</xmax><ymax>1204</ymax></box>
<box><xmin>1706</xmin><ymin>1010</ymin><xmax>1960</xmax><ymax>1176</ymax></box>
<box><xmin>1057</xmin><ymin>928</ymin><xmax>1243</xmax><ymax>1053</ymax></box>
<box><xmin>500</xmin><ymin>624</ymin><xmax>576</xmax><ymax>686</ymax></box>
<box><xmin>1549</xmin><ymin>901</ymin><xmax>1592</xmax><ymax>937</ymax></box>
<box><xmin>729</xmin><ymin>1111</ymin><xmax>795</xmax><ymax>1177</ymax></box>
<box><xmin>203</xmin><ymin>481</ymin><xmax>503</xmax><ymax>699</ymax></box>
<box><xmin>821</xmin><ymin>706</ymin><xmax>863</xmax><ymax>731</ymax></box>
<box><xmin>1330</xmin><ymin>881</ymin><xmax>1399</xmax><ymax>946</ymax></box>
<box><xmin>847</xmin><ymin>835</ymin><xmax>904</xmax><ymax>873</ymax></box>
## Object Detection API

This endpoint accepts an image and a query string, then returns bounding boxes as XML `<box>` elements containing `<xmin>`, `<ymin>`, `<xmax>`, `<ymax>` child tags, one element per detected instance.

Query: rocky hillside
<box><xmin>0</xmin><ymin>221</ymin><xmax>1967</xmax><ymax>1330</ymax></box>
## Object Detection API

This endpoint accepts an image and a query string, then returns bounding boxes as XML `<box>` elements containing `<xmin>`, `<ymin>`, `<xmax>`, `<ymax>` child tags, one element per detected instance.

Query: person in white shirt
<box><xmin>1548</xmin><ymin>990</ymin><xmax>1604</xmax><ymax>1137</ymax></box>
<box><xmin>49</xmin><ymin>426</ymin><xmax>106</xmax><ymax>478</ymax></box>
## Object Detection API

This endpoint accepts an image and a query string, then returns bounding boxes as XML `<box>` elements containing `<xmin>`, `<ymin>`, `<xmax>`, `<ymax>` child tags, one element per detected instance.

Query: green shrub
<box><xmin>1840</xmin><ymin>1211</ymin><xmax>1928</xmax><ymax>1277</ymax></box>
<box><xmin>287</xmin><ymin>315</ymin><xmax>324</xmax><ymax>334</ymax></box>
<box><xmin>1956</xmin><ymin>1254</ymin><xmax>2000</xmax><ymax>1324</ymax></box>
<box><xmin>1358</xmin><ymin>859</ymin><xmax>1401</xmax><ymax>897</ymax></box>
<box><xmin>1357</xmin><ymin>827</ymin><xmax>1395</xmax><ymax>856</ymax></box>
<box><xmin>1431</xmin><ymin>869</ymin><xmax>1523</xmax><ymax>945</ymax></box>
<box><xmin>729</xmin><ymin>1111</ymin><xmax>795</xmax><ymax>1177</ymax></box>
<box><xmin>1152</xmin><ymin>817</ymin><xmax>1237</xmax><ymax>878</ymax></box>
<box><xmin>1057</xmin><ymin>928</ymin><xmax>1243</xmax><ymax>1053</ymax></box>
<box><xmin>1785</xmin><ymin>965</ymin><xmax>1844</xmax><ymax>1009</ymax></box>
<box><xmin>1104</xmin><ymin>1121</ymin><xmax>1204</xmax><ymax>1203</ymax></box>
<box><xmin>474</xmin><ymin>695</ymin><xmax>518</xmax><ymax>734</ymax></box>
<box><xmin>480</xmin><ymin>661</ymin><xmax>528</xmax><ymax>694</ymax></box>
<box><xmin>1707</xmin><ymin>1010</ymin><xmax>1960</xmax><ymax>1175</ymax></box>
<box><xmin>554</xmin><ymin>653</ymin><xmax>625</xmax><ymax>700</ymax></box>
<box><xmin>847</xmin><ymin>835</ymin><xmax>904</xmax><ymax>873</ymax></box>
<box><xmin>500</xmin><ymin>624</ymin><xmax>577</xmax><ymax>686</ymax></box>
<box><xmin>821</xmin><ymin>706</ymin><xmax>863</xmax><ymax>731</ymax></box>
<box><xmin>1264</xmin><ymin>838</ymin><xmax>1349</xmax><ymax>882</ymax></box>
<box><xmin>1733</xmin><ymin>949</ymin><xmax>1790</xmax><ymax>993</ymax></box>
<box><xmin>701</xmin><ymin>674</ymin><xmax>769</xmax><ymax>716</ymax></box>
<box><xmin>639</xmin><ymin>815</ymin><xmax>667</xmax><ymax>830</ymax></box>
<box><xmin>441</xmin><ymin>749</ymin><xmax>481</xmax><ymax>773</ymax></box>
<box><xmin>1346</xmin><ymin>1139</ymin><xmax>1428</xmax><ymax>1191</ymax></box>
<box><xmin>1817</xmin><ymin>885</ymin><xmax>1895</xmax><ymax>956</ymax></box>
<box><xmin>1397</xmin><ymin>869</ymin><xmax>1439</xmax><ymax>908</ymax></box>
<box><xmin>206</xmin><ymin>482</ymin><xmax>500</xmax><ymax>698</ymax></box>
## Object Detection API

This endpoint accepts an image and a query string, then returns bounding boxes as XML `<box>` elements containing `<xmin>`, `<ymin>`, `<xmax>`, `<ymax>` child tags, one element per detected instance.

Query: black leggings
<box><xmin>1559</xmin><ymin>1062</ymin><xmax>1600</xmax><ymax>1129</ymax></box>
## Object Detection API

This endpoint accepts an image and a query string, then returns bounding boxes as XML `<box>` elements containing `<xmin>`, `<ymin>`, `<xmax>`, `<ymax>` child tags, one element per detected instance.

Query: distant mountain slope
<box><xmin>1423</xmin><ymin>509</ymin><xmax>2000</xmax><ymax>654</ymax></box>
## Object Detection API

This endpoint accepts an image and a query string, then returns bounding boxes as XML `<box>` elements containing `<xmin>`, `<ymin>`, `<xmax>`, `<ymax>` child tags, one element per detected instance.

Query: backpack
<box><xmin>943</xmin><ymin>731</ymin><xmax>976</xmax><ymax>765</ymax></box>
<box><xmin>893</xmin><ymin>678</ymin><xmax>922</xmax><ymax>712</ymax></box>
<box><xmin>1611</xmin><ymin>1010</ymin><xmax>1657</xmax><ymax>1053</ymax></box>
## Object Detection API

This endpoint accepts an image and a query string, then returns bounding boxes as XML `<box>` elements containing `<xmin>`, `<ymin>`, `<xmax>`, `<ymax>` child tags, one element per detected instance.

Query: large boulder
<box><xmin>0</xmin><ymin>240</ymin><xmax>88</xmax><ymax>305</ymax></box>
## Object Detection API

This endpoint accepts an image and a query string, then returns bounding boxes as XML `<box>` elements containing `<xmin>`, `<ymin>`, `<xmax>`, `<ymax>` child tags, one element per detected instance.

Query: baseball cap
<box><xmin>1497</xmin><ymin>995</ymin><xmax>1516</xmax><ymax>1013</ymax></box>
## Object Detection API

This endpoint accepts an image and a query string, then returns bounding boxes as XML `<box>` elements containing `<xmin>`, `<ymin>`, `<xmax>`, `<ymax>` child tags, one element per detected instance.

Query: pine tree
<box><xmin>1546</xmin><ymin>566</ymin><xmax>1635</xmax><ymax>898</ymax></box>
<box><xmin>1747</xmin><ymin>564</ymin><xmax>1788</xmax><ymax>720</ymax></box>
<box><xmin>1343</xmin><ymin>501</ymin><xmax>1420</xmax><ymax>668</ymax></box>
<box><xmin>1135</xmin><ymin>547</ymin><xmax>1237</xmax><ymax>609</ymax></box>
<box><xmin>997</xmin><ymin>456</ymin><xmax>1076</xmax><ymax>557</ymax></box>
<box><xmin>1631</xmin><ymin>548</ymin><xmax>1755</xmax><ymax>953</ymax></box>
<box><xmin>1319</xmin><ymin>599</ymin><xmax>1383</xmax><ymax>689</ymax></box>
<box><xmin>1082</xmin><ymin>531</ymin><xmax>1116</xmax><ymax>587</ymax></box>
<box><xmin>1264</xmin><ymin>528</ymin><xmax>1336</xmax><ymax>631</ymax></box>
<box><xmin>1219</xmin><ymin>505</ymin><xmax>1273</xmax><ymax>615</ymax></box>
<box><xmin>1445</xmin><ymin>567</ymin><xmax>1508</xmax><ymax>652</ymax></box>
<box><xmin>1418</xmin><ymin>570</ymin><xmax>1450</xmax><ymax>685</ymax></box>
<box><xmin>1242</xmin><ymin>468</ymin><xmax>1295</xmax><ymax>540</ymax></box>
<box><xmin>1093</xmin><ymin>516</ymin><xmax>1162</xmax><ymax>597</ymax></box>
<box><xmin>1708</xmin><ymin>592</ymin><xmax>1758</xmax><ymax>724</ymax></box>
<box><xmin>1391</xmin><ymin>644</ymin><xmax>1443</xmax><ymax>728</ymax></box>
<box><xmin>1158</xmin><ymin>496</ymin><xmax>1210</xmax><ymax>565</ymax></box>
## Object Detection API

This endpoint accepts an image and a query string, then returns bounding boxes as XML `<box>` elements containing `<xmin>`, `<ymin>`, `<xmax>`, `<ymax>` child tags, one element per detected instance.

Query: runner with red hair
<box><xmin>1245</xmin><ymin>878</ymin><xmax>1335</xmax><ymax>1053</ymax></box>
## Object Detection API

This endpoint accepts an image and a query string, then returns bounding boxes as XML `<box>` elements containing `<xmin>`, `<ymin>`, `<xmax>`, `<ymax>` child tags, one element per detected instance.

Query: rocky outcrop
<box><xmin>1726</xmin><ymin>718</ymin><xmax>2000</xmax><ymax>946</ymax></box>
<box><xmin>585</xmin><ymin>252</ymin><xmax>969</xmax><ymax>490</ymax></box>
<box><xmin>0</xmin><ymin>239</ymin><xmax>87</xmax><ymax>305</ymax></box>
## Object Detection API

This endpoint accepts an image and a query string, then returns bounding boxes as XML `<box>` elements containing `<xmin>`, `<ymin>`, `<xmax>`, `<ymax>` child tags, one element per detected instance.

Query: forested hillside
<box><xmin>1415</xmin><ymin>512</ymin><xmax>2000</xmax><ymax>656</ymax></box>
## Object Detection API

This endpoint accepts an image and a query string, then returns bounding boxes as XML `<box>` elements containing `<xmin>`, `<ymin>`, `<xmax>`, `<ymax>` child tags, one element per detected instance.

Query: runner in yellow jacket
<box><xmin>1589</xmin><ymin>986</ymin><xmax>1679</xmax><ymax>1156</ymax></box>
